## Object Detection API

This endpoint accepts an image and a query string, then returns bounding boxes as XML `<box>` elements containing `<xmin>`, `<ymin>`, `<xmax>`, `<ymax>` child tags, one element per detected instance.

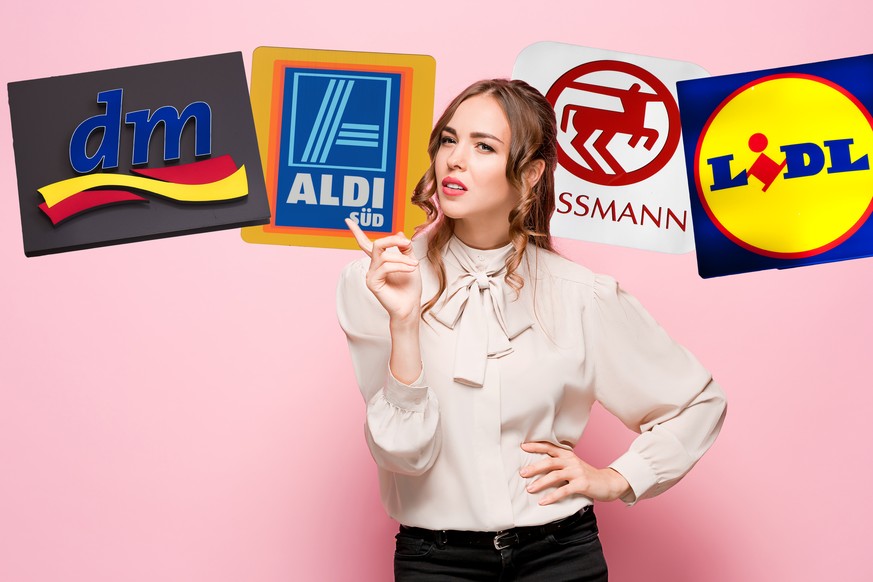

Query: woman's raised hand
<box><xmin>346</xmin><ymin>218</ymin><xmax>422</xmax><ymax>324</ymax></box>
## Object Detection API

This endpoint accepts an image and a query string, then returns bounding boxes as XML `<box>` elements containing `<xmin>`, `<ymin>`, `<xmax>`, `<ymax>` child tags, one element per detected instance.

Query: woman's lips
<box><xmin>441</xmin><ymin>176</ymin><xmax>467</xmax><ymax>197</ymax></box>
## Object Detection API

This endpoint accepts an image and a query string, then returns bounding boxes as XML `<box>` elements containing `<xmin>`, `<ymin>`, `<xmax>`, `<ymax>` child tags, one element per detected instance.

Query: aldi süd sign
<box><xmin>242</xmin><ymin>47</ymin><xmax>434</xmax><ymax>250</ymax></box>
<box><xmin>678</xmin><ymin>53</ymin><xmax>873</xmax><ymax>278</ymax></box>
<box><xmin>8</xmin><ymin>52</ymin><xmax>269</xmax><ymax>257</ymax></box>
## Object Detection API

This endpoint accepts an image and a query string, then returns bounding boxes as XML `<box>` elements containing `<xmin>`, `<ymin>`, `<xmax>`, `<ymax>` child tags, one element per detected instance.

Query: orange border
<box><xmin>262</xmin><ymin>60</ymin><xmax>414</xmax><ymax>239</ymax></box>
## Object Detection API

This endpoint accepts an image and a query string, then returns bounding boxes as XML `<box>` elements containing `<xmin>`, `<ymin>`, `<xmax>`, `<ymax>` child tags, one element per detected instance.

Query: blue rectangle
<box><xmin>677</xmin><ymin>53</ymin><xmax>873</xmax><ymax>278</ymax></box>
<box><xmin>274</xmin><ymin>68</ymin><xmax>401</xmax><ymax>233</ymax></box>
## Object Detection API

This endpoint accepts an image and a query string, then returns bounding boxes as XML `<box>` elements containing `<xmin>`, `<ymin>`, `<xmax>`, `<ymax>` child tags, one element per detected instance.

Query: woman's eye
<box><xmin>440</xmin><ymin>135</ymin><xmax>456</xmax><ymax>145</ymax></box>
<box><xmin>477</xmin><ymin>142</ymin><xmax>495</xmax><ymax>152</ymax></box>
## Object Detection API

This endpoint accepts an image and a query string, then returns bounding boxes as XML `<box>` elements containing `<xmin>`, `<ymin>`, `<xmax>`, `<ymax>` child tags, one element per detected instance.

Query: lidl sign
<box><xmin>678</xmin><ymin>54</ymin><xmax>873</xmax><ymax>277</ymax></box>
<box><xmin>8</xmin><ymin>52</ymin><xmax>269</xmax><ymax>257</ymax></box>
<box><xmin>242</xmin><ymin>47</ymin><xmax>434</xmax><ymax>249</ymax></box>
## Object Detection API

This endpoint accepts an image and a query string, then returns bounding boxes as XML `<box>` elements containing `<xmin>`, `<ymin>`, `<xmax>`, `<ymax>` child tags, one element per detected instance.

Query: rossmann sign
<box><xmin>678</xmin><ymin>54</ymin><xmax>873</xmax><ymax>278</ymax></box>
<box><xmin>8</xmin><ymin>53</ymin><xmax>269</xmax><ymax>257</ymax></box>
<box><xmin>514</xmin><ymin>42</ymin><xmax>709</xmax><ymax>254</ymax></box>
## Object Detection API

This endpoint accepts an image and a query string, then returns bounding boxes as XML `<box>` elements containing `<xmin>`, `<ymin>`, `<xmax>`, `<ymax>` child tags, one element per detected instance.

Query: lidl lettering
<box><xmin>69</xmin><ymin>89</ymin><xmax>211</xmax><ymax>174</ymax></box>
<box><xmin>707</xmin><ymin>134</ymin><xmax>869</xmax><ymax>192</ymax></box>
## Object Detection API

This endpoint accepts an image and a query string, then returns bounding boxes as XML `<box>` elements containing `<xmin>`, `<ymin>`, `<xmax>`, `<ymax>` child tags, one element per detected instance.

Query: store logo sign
<box><xmin>514</xmin><ymin>42</ymin><xmax>708</xmax><ymax>254</ymax></box>
<box><xmin>242</xmin><ymin>47</ymin><xmax>435</xmax><ymax>250</ymax></box>
<box><xmin>35</xmin><ymin>88</ymin><xmax>245</xmax><ymax>226</ymax></box>
<box><xmin>9</xmin><ymin>52</ymin><xmax>269</xmax><ymax>256</ymax></box>
<box><xmin>546</xmin><ymin>60</ymin><xmax>681</xmax><ymax>187</ymax></box>
<box><xmin>678</xmin><ymin>54</ymin><xmax>873</xmax><ymax>277</ymax></box>
<box><xmin>281</xmin><ymin>70</ymin><xmax>398</xmax><ymax>229</ymax></box>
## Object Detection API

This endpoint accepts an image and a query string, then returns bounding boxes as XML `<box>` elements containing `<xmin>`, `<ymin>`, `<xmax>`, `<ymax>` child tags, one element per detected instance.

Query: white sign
<box><xmin>513</xmin><ymin>42</ymin><xmax>708</xmax><ymax>253</ymax></box>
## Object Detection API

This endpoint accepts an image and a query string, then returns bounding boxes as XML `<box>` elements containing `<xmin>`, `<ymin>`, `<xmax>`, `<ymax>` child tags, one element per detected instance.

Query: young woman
<box><xmin>337</xmin><ymin>79</ymin><xmax>726</xmax><ymax>581</ymax></box>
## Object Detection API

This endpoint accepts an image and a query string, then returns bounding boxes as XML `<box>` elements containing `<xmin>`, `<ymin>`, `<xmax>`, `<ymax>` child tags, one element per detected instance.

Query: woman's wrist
<box><xmin>389</xmin><ymin>309</ymin><xmax>421</xmax><ymax>332</ymax></box>
<box><xmin>604</xmin><ymin>468</ymin><xmax>632</xmax><ymax>501</ymax></box>
<box><xmin>389</xmin><ymin>310</ymin><xmax>422</xmax><ymax>385</ymax></box>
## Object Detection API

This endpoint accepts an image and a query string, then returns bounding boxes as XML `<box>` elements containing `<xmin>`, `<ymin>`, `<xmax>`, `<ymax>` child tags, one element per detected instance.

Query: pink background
<box><xmin>1</xmin><ymin>1</ymin><xmax>871</xmax><ymax>580</ymax></box>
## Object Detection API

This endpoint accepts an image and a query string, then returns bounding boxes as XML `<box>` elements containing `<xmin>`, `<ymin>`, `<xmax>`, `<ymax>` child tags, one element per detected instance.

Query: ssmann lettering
<box><xmin>557</xmin><ymin>192</ymin><xmax>687</xmax><ymax>231</ymax></box>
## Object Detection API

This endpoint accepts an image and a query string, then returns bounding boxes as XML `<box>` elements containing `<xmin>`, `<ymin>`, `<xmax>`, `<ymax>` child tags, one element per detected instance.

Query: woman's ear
<box><xmin>523</xmin><ymin>159</ymin><xmax>546</xmax><ymax>190</ymax></box>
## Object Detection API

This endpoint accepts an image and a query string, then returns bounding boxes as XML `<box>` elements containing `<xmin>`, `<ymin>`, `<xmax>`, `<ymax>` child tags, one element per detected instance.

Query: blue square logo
<box><xmin>275</xmin><ymin>69</ymin><xmax>401</xmax><ymax>232</ymax></box>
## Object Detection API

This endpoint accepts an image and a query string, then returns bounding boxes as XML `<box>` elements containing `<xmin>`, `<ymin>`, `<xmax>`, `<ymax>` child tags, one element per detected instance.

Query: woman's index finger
<box><xmin>345</xmin><ymin>218</ymin><xmax>374</xmax><ymax>256</ymax></box>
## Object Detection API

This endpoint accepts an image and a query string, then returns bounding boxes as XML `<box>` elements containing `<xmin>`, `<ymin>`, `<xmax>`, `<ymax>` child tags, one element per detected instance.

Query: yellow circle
<box><xmin>698</xmin><ymin>76</ymin><xmax>873</xmax><ymax>255</ymax></box>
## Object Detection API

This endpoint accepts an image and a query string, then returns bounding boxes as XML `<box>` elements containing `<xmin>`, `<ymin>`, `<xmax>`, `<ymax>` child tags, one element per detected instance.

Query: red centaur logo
<box><xmin>547</xmin><ymin>61</ymin><xmax>681</xmax><ymax>186</ymax></box>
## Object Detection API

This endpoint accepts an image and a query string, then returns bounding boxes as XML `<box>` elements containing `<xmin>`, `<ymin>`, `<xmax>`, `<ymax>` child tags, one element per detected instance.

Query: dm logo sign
<box><xmin>678</xmin><ymin>54</ymin><xmax>873</xmax><ymax>278</ymax></box>
<box><xmin>514</xmin><ymin>42</ymin><xmax>709</xmax><ymax>254</ymax></box>
<box><xmin>8</xmin><ymin>53</ymin><xmax>269</xmax><ymax>257</ymax></box>
<box><xmin>278</xmin><ymin>69</ymin><xmax>400</xmax><ymax>231</ymax></box>
<box><xmin>243</xmin><ymin>47</ymin><xmax>435</xmax><ymax>250</ymax></box>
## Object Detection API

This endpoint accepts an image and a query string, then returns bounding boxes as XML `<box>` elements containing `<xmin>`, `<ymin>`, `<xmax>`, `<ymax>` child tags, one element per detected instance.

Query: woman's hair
<box><xmin>412</xmin><ymin>78</ymin><xmax>558</xmax><ymax>317</ymax></box>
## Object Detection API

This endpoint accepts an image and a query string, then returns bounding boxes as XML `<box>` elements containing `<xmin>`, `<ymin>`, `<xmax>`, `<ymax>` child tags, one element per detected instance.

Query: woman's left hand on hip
<box><xmin>519</xmin><ymin>441</ymin><xmax>631</xmax><ymax>504</ymax></box>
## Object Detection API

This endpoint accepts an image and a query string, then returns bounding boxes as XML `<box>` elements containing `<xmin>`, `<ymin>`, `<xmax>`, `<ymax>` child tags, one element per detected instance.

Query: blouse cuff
<box><xmin>384</xmin><ymin>368</ymin><xmax>429</xmax><ymax>413</ymax></box>
<box><xmin>608</xmin><ymin>450</ymin><xmax>659</xmax><ymax>506</ymax></box>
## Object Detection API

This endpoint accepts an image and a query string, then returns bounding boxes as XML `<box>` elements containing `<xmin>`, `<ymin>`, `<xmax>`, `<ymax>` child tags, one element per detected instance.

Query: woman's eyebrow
<box><xmin>443</xmin><ymin>126</ymin><xmax>504</xmax><ymax>144</ymax></box>
<box><xmin>471</xmin><ymin>132</ymin><xmax>504</xmax><ymax>144</ymax></box>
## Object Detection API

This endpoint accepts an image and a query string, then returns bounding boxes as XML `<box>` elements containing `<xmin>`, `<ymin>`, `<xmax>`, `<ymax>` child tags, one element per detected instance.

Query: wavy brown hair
<box><xmin>412</xmin><ymin>78</ymin><xmax>558</xmax><ymax>317</ymax></box>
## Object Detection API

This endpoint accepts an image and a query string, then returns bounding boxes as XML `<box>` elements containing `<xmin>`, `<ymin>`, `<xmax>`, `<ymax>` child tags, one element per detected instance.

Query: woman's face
<box><xmin>434</xmin><ymin>94</ymin><xmax>518</xmax><ymax>236</ymax></box>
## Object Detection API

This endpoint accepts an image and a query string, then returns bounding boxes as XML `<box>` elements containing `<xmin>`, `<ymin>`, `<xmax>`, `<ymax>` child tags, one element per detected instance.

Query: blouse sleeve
<box><xmin>583</xmin><ymin>275</ymin><xmax>727</xmax><ymax>505</ymax></box>
<box><xmin>336</xmin><ymin>257</ymin><xmax>441</xmax><ymax>476</ymax></box>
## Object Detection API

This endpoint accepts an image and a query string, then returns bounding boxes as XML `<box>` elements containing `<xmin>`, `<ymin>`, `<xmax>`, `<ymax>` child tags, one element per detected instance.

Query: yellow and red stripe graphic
<box><xmin>38</xmin><ymin>155</ymin><xmax>248</xmax><ymax>225</ymax></box>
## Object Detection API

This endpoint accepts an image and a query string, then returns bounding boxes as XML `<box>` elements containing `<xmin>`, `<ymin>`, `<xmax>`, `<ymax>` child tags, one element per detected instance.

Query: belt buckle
<box><xmin>493</xmin><ymin>530</ymin><xmax>519</xmax><ymax>550</ymax></box>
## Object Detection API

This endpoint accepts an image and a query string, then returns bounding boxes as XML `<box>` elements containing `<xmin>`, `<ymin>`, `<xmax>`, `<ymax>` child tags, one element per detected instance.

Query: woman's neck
<box><xmin>452</xmin><ymin>220</ymin><xmax>511</xmax><ymax>250</ymax></box>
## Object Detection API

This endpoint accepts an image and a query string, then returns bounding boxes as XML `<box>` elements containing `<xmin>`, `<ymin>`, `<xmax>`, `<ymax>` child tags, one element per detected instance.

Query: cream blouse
<box><xmin>336</xmin><ymin>235</ymin><xmax>726</xmax><ymax>531</ymax></box>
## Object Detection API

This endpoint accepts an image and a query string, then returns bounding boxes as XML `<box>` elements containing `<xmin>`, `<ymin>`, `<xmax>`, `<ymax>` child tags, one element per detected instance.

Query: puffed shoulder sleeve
<box><xmin>583</xmin><ymin>275</ymin><xmax>727</xmax><ymax>505</ymax></box>
<box><xmin>336</xmin><ymin>257</ymin><xmax>441</xmax><ymax>476</ymax></box>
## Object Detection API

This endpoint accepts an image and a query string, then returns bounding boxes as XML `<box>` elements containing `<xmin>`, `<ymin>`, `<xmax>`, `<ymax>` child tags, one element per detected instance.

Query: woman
<box><xmin>337</xmin><ymin>79</ymin><xmax>726</xmax><ymax>581</ymax></box>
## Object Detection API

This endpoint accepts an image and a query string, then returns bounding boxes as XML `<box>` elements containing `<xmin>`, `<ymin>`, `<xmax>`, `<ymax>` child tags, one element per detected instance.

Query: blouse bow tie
<box><xmin>431</xmin><ymin>238</ymin><xmax>534</xmax><ymax>388</ymax></box>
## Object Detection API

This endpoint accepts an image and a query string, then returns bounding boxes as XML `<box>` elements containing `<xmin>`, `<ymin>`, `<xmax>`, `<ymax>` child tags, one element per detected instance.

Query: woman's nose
<box><xmin>447</xmin><ymin>147</ymin><xmax>466</xmax><ymax>170</ymax></box>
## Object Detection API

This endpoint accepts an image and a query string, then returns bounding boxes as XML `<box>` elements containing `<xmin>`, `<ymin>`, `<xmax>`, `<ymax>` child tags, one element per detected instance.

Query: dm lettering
<box><xmin>69</xmin><ymin>88</ymin><xmax>212</xmax><ymax>174</ymax></box>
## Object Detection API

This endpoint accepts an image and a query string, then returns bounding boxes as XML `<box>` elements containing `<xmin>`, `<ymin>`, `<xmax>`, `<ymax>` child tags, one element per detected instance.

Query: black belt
<box><xmin>399</xmin><ymin>505</ymin><xmax>592</xmax><ymax>550</ymax></box>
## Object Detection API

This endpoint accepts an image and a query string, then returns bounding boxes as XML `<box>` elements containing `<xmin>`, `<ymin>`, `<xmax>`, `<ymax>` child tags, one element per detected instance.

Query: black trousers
<box><xmin>393</xmin><ymin>508</ymin><xmax>608</xmax><ymax>581</ymax></box>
